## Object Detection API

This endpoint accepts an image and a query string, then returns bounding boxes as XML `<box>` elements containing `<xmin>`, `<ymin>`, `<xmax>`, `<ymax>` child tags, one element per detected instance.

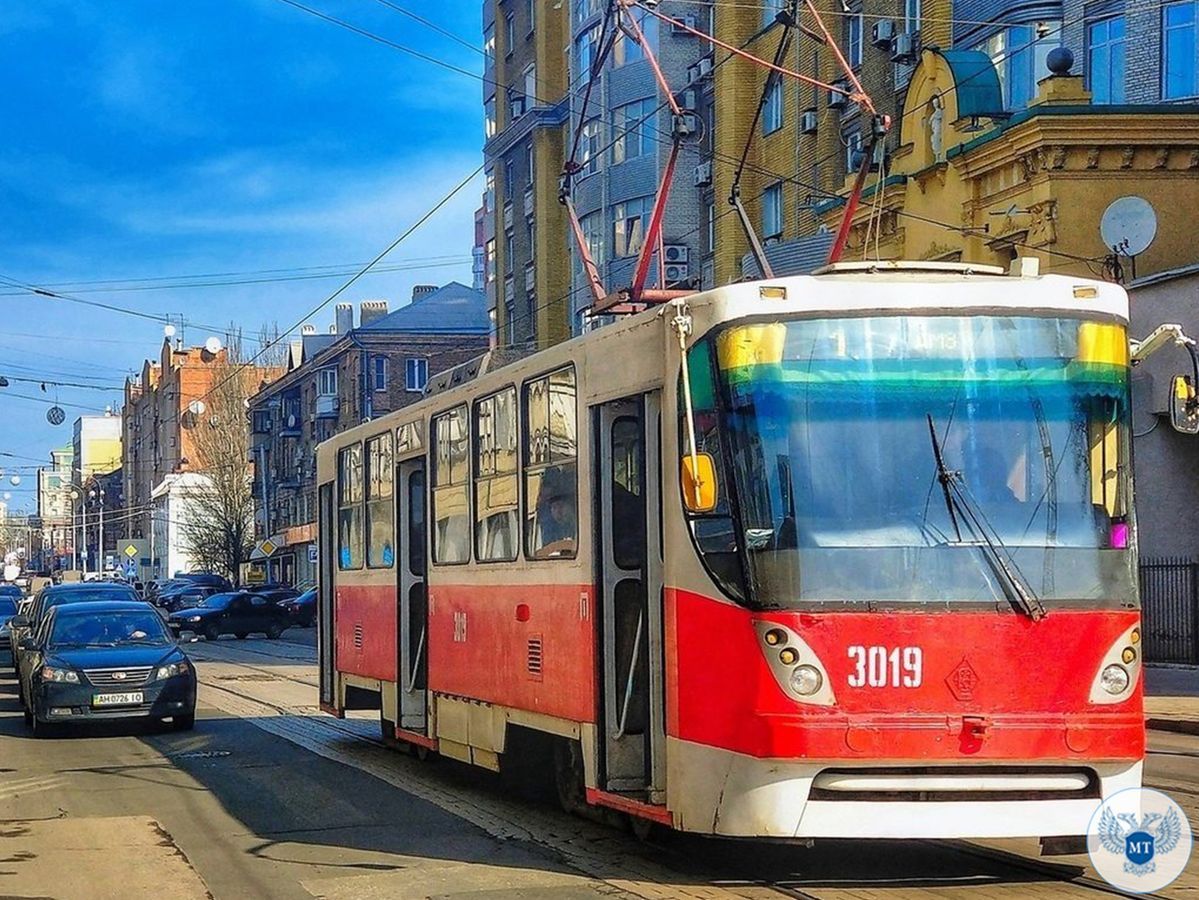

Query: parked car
<box><xmin>158</xmin><ymin>585</ymin><xmax>220</xmax><ymax>613</ymax></box>
<box><xmin>0</xmin><ymin>591</ymin><xmax>20</xmax><ymax>666</ymax></box>
<box><xmin>168</xmin><ymin>591</ymin><xmax>290</xmax><ymax>641</ymax></box>
<box><xmin>244</xmin><ymin>582</ymin><xmax>298</xmax><ymax>598</ymax></box>
<box><xmin>277</xmin><ymin>588</ymin><xmax>316</xmax><ymax>628</ymax></box>
<box><xmin>174</xmin><ymin>572</ymin><xmax>233</xmax><ymax>592</ymax></box>
<box><xmin>10</xmin><ymin>582</ymin><xmax>147</xmax><ymax>705</ymax></box>
<box><xmin>17</xmin><ymin>600</ymin><xmax>196</xmax><ymax>737</ymax></box>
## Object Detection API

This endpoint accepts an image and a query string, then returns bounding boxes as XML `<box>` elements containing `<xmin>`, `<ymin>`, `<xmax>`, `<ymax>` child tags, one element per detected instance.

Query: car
<box><xmin>0</xmin><ymin>591</ymin><xmax>21</xmax><ymax>666</ymax></box>
<box><xmin>158</xmin><ymin>585</ymin><xmax>220</xmax><ymax>613</ymax></box>
<box><xmin>174</xmin><ymin>572</ymin><xmax>233</xmax><ymax>592</ymax></box>
<box><xmin>10</xmin><ymin>582</ymin><xmax>149</xmax><ymax>705</ymax></box>
<box><xmin>168</xmin><ymin>591</ymin><xmax>291</xmax><ymax>641</ymax></box>
<box><xmin>244</xmin><ymin>582</ymin><xmax>298</xmax><ymax>599</ymax></box>
<box><xmin>17</xmin><ymin>600</ymin><xmax>196</xmax><ymax>737</ymax></box>
<box><xmin>277</xmin><ymin>588</ymin><xmax>316</xmax><ymax>628</ymax></box>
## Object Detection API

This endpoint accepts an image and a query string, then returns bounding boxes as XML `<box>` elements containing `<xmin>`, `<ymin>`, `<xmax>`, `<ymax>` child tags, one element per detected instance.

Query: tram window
<box><xmin>409</xmin><ymin>469</ymin><xmax>426</xmax><ymax>576</ymax></box>
<box><xmin>523</xmin><ymin>366</ymin><xmax>578</xmax><ymax>559</ymax></box>
<box><xmin>475</xmin><ymin>386</ymin><xmax>519</xmax><ymax>562</ymax></box>
<box><xmin>337</xmin><ymin>443</ymin><xmax>364</xmax><ymax>570</ymax></box>
<box><xmin>431</xmin><ymin>405</ymin><xmax>471</xmax><ymax>564</ymax></box>
<box><xmin>365</xmin><ymin>432</ymin><xmax>395</xmax><ymax>568</ymax></box>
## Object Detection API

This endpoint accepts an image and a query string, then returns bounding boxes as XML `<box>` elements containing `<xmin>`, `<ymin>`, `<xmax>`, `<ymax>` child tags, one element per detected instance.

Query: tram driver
<box><xmin>532</xmin><ymin>464</ymin><xmax>577</xmax><ymax>558</ymax></box>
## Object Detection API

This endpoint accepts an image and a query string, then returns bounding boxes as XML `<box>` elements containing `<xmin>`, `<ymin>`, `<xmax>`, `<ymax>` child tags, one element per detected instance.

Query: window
<box><xmin>251</xmin><ymin>410</ymin><xmax>272</xmax><ymax>434</ymax></box>
<box><xmin>505</xmin><ymin>12</ymin><xmax>515</xmax><ymax>55</ymax></box>
<box><xmin>526</xmin><ymin>0</ymin><xmax>535</xmax><ymax>33</ymax></box>
<box><xmin>485</xmin><ymin>169</ymin><xmax>495</xmax><ymax>213</ymax></box>
<box><xmin>580</xmin><ymin>210</ymin><xmax>606</xmax><ymax>268</ymax></box>
<box><xmin>528</xmin><ymin>219</ymin><xmax>537</xmax><ymax>260</ymax></box>
<box><xmin>611</xmin><ymin>98</ymin><xmax>655</xmax><ymax>163</ymax></box>
<box><xmin>845</xmin><ymin>129</ymin><xmax>863</xmax><ymax>171</ymax></box>
<box><xmin>523</xmin><ymin>64</ymin><xmax>537</xmax><ymax>107</ymax></box>
<box><xmin>1164</xmin><ymin>2</ymin><xmax>1198</xmax><ymax>99</ymax></box>
<box><xmin>474</xmin><ymin>387</ymin><xmax>519</xmax><ymax>561</ymax></box>
<box><xmin>505</xmin><ymin>231</ymin><xmax>515</xmax><ymax>272</ymax></box>
<box><xmin>523</xmin><ymin>367</ymin><xmax>578</xmax><ymax>559</ymax></box>
<box><xmin>405</xmin><ymin>358</ymin><xmax>428</xmax><ymax>392</ymax></box>
<box><xmin>847</xmin><ymin>11</ymin><xmax>863</xmax><ymax>68</ymax></box>
<box><xmin>904</xmin><ymin>0</ymin><xmax>921</xmax><ymax>33</ymax></box>
<box><xmin>763</xmin><ymin>78</ymin><xmax>783</xmax><ymax>134</ymax></box>
<box><xmin>762</xmin><ymin>182</ymin><xmax>783</xmax><ymax>240</ymax></box>
<box><xmin>613</xmin><ymin>196</ymin><xmax>653</xmax><ymax>257</ymax></box>
<box><xmin>505</xmin><ymin>300</ymin><xmax>516</xmax><ymax>340</ymax></box>
<box><xmin>485</xmin><ymin>95</ymin><xmax>496</xmax><ymax>139</ymax></box>
<box><xmin>525</xmin><ymin>140</ymin><xmax>535</xmax><ymax>183</ymax></box>
<box><xmin>613</xmin><ymin>9</ymin><xmax>658</xmax><ymax>66</ymax></box>
<box><xmin>318</xmin><ymin>367</ymin><xmax>337</xmax><ymax>396</ymax></box>
<box><xmin>337</xmin><ymin>444</ymin><xmax>363</xmax><ymax>570</ymax></box>
<box><xmin>1088</xmin><ymin>17</ymin><xmax>1126</xmax><ymax>103</ymax></box>
<box><xmin>580</xmin><ymin>119</ymin><xmax>601</xmax><ymax>175</ymax></box>
<box><xmin>504</xmin><ymin>157</ymin><xmax>515</xmax><ymax>194</ymax></box>
<box><xmin>975</xmin><ymin>21</ymin><xmax>1062</xmax><ymax>109</ymax></box>
<box><xmin>431</xmin><ymin>406</ymin><xmax>470</xmax><ymax>564</ymax></box>
<box><xmin>372</xmin><ymin>356</ymin><xmax>388</xmax><ymax>392</ymax></box>
<box><xmin>484</xmin><ymin>24</ymin><xmax>495</xmax><ymax>62</ymax></box>
<box><xmin>574</xmin><ymin>0</ymin><xmax>602</xmax><ymax>23</ymax></box>
<box><xmin>575</xmin><ymin>25</ymin><xmax>600</xmax><ymax>86</ymax></box>
<box><xmin>762</xmin><ymin>0</ymin><xmax>786</xmax><ymax>27</ymax></box>
<box><xmin>365</xmin><ymin>432</ymin><xmax>394</xmax><ymax>568</ymax></box>
<box><xmin>485</xmin><ymin>238</ymin><xmax>496</xmax><ymax>283</ymax></box>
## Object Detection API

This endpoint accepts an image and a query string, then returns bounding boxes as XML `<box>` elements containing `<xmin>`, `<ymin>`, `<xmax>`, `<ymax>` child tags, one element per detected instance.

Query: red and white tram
<box><xmin>316</xmin><ymin>260</ymin><xmax>1158</xmax><ymax>842</ymax></box>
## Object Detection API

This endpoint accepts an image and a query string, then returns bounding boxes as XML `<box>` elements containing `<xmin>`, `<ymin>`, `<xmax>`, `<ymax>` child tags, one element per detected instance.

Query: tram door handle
<box><xmin>962</xmin><ymin>716</ymin><xmax>991</xmax><ymax>740</ymax></box>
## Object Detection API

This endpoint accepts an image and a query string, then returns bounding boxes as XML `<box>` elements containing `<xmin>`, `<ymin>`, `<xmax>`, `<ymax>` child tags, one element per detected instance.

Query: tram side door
<box><xmin>317</xmin><ymin>481</ymin><xmax>336</xmax><ymax>708</ymax></box>
<box><xmin>396</xmin><ymin>459</ymin><xmax>428</xmax><ymax>733</ymax></box>
<box><xmin>595</xmin><ymin>393</ymin><xmax>665</xmax><ymax>799</ymax></box>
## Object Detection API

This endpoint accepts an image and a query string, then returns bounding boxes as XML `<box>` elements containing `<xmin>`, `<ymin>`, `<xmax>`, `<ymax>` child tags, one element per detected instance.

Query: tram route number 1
<box><xmin>847</xmin><ymin>646</ymin><xmax>923</xmax><ymax>688</ymax></box>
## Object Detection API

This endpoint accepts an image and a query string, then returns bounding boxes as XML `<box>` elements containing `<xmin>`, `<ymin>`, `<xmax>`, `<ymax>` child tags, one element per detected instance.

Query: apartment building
<box><xmin>483</xmin><ymin>0</ymin><xmax>572</xmax><ymax>348</ymax></box>
<box><xmin>36</xmin><ymin>445</ymin><xmax>74</xmax><ymax>568</ymax></box>
<box><xmin>248</xmin><ymin>284</ymin><xmax>488</xmax><ymax>585</ymax></box>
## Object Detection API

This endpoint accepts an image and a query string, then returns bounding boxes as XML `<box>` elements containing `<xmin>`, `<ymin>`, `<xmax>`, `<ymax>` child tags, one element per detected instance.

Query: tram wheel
<box><xmin>553</xmin><ymin>738</ymin><xmax>586</xmax><ymax>816</ymax></box>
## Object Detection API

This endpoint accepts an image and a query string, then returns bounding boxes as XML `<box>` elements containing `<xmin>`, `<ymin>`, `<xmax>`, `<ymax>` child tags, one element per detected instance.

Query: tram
<box><xmin>315</xmin><ymin>260</ymin><xmax>1168</xmax><ymax>842</ymax></box>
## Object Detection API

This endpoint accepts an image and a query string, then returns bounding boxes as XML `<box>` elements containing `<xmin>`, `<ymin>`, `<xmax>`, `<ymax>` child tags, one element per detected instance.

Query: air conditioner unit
<box><xmin>872</xmin><ymin>20</ymin><xmax>896</xmax><ymax>47</ymax></box>
<box><xmin>679</xmin><ymin>89</ymin><xmax>698</xmax><ymax>111</ymax></box>
<box><xmin>663</xmin><ymin>244</ymin><xmax>689</xmax><ymax>264</ymax></box>
<box><xmin>800</xmin><ymin>109</ymin><xmax>818</xmax><ymax>134</ymax></box>
<box><xmin>686</xmin><ymin>63</ymin><xmax>701</xmax><ymax>85</ymax></box>
<box><xmin>828</xmin><ymin>81</ymin><xmax>848</xmax><ymax>109</ymax></box>
<box><xmin>664</xmin><ymin>263</ymin><xmax>689</xmax><ymax>284</ymax></box>
<box><xmin>891</xmin><ymin>31</ymin><xmax>917</xmax><ymax>63</ymax></box>
<box><xmin>693</xmin><ymin>161</ymin><xmax>712</xmax><ymax>185</ymax></box>
<box><xmin>670</xmin><ymin>14</ymin><xmax>697</xmax><ymax>34</ymax></box>
<box><xmin>697</xmin><ymin>56</ymin><xmax>713</xmax><ymax>78</ymax></box>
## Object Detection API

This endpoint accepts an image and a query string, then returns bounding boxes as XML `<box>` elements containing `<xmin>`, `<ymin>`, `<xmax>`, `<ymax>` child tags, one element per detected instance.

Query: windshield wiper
<box><xmin>926</xmin><ymin>413</ymin><xmax>1047</xmax><ymax>621</ymax></box>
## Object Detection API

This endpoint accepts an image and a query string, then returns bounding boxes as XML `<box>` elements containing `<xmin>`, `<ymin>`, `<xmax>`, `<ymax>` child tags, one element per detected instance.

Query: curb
<box><xmin>1147</xmin><ymin>717</ymin><xmax>1199</xmax><ymax>736</ymax></box>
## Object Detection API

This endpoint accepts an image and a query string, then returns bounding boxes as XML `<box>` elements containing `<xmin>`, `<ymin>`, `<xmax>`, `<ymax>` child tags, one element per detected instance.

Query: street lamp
<box><xmin>69</xmin><ymin>489</ymin><xmax>81</xmax><ymax>571</ymax></box>
<box><xmin>89</xmin><ymin>487</ymin><xmax>106</xmax><ymax>575</ymax></box>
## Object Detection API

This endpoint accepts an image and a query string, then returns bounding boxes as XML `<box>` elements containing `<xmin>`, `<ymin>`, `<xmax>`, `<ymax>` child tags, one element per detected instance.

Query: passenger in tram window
<box><xmin>535</xmin><ymin>465</ymin><xmax>577</xmax><ymax>558</ymax></box>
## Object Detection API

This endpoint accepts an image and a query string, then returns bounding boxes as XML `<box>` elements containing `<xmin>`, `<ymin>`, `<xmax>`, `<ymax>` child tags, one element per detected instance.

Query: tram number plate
<box><xmin>847</xmin><ymin>646</ymin><xmax>922</xmax><ymax>688</ymax></box>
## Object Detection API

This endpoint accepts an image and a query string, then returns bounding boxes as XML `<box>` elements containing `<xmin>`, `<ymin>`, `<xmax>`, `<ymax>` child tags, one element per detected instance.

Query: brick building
<box><xmin>248</xmin><ymin>283</ymin><xmax>489</xmax><ymax>585</ymax></box>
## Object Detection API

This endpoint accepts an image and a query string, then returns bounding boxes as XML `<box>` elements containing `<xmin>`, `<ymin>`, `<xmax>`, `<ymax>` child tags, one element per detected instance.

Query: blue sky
<box><xmin>0</xmin><ymin>0</ymin><xmax>484</xmax><ymax>510</ymax></box>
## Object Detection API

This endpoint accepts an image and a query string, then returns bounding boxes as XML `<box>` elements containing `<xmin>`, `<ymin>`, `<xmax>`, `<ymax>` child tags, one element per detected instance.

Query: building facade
<box><xmin>36</xmin><ymin>445</ymin><xmax>74</xmax><ymax>570</ymax></box>
<box><xmin>72</xmin><ymin>414</ymin><xmax>121</xmax><ymax>490</ymax></box>
<box><xmin>483</xmin><ymin>0</ymin><xmax>572</xmax><ymax>348</ymax></box>
<box><xmin>248</xmin><ymin>284</ymin><xmax>489</xmax><ymax>585</ymax></box>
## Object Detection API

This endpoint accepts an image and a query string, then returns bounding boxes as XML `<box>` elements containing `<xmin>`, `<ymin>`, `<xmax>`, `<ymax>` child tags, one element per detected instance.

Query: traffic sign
<box><xmin>258</xmin><ymin>538</ymin><xmax>277</xmax><ymax>557</ymax></box>
<box><xmin>124</xmin><ymin>543</ymin><xmax>138</xmax><ymax>559</ymax></box>
<box><xmin>307</xmin><ymin>544</ymin><xmax>318</xmax><ymax>564</ymax></box>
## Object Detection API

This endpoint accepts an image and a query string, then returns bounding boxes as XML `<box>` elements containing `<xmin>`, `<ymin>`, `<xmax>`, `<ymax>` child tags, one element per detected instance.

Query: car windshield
<box><xmin>197</xmin><ymin>593</ymin><xmax>235</xmax><ymax>609</ymax></box>
<box><xmin>47</xmin><ymin>588</ymin><xmax>139</xmax><ymax>608</ymax></box>
<box><xmin>49</xmin><ymin>610</ymin><xmax>172</xmax><ymax>647</ymax></box>
<box><xmin>690</xmin><ymin>314</ymin><xmax>1136</xmax><ymax>608</ymax></box>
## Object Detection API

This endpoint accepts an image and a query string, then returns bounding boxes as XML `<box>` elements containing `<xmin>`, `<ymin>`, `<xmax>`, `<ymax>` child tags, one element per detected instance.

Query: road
<box><xmin>0</xmin><ymin>632</ymin><xmax>1195</xmax><ymax>899</ymax></box>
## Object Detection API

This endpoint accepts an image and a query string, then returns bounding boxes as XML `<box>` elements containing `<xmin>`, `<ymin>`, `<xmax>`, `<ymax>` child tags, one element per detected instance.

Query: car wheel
<box><xmin>204</xmin><ymin>623</ymin><xmax>221</xmax><ymax>641</ymax></box>
<box><xmin>235</xmin><ymin>632</ymin><xmax>248</xmax><ymax>640</ymax></box>
<box><xmin>172</xmin><ymin>714</ymin><xmax>195</xmax><ymax>731</ymax></box>
<box><xmin>266</xmin><ymin>622</ymin><xmax>283</xmax><ymax>640</ymax></box>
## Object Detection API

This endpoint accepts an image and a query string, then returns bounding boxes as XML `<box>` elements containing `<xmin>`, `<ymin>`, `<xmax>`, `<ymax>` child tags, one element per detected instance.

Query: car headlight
<box><xmin>156</xmin><ymin>660</ymin><xmax>191</xmax><ymax>680</ymax></box>
<box><xmin>187</xmin><ymin>615</ymin><xmax>202</xmax><ymax>623</ymax></box>
<box><xmin>1100</xmin><ymin>663</ymin><xmax>1130</xmax><ymax>695</ymax></box>
<box><xmin>41</xmin><ymin>666</ymin><xmax>80</xmax><ymax>683</ymax></box>
<box><xmin>789</xmin><ymin>664</ymin><xmax>823</xmax><ymax>696</ymax></box>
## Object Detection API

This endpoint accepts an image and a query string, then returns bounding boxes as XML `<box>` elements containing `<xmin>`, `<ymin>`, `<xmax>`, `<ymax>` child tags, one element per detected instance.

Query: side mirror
<box><xmin>681</xmin><ymin>452</ymin><xmax>719</xmax><ymax>513</ymax></box>
<box><xmin>18</xmin><ymin>638</ymin><xmax>37</xmax><ymax>651</ymax></box>
<box><xmin>10</xmin><ymin>615</ymin><xmax>30</xmax><ymax>629</ymax></box>
<box><xmin>1170</xmin><ymin>375</ymin><xmax>1199</xmax><ymax>434</ymax></box>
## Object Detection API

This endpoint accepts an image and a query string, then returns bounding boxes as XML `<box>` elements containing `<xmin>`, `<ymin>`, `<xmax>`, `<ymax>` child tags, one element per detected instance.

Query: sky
<box><xmin>0</xmin><ymin>0</ymin><xmax>485</xmax><ymax>511</ymax></box>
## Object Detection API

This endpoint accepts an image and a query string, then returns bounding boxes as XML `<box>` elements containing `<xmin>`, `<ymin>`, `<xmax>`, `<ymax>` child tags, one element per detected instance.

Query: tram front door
<box><xmin>595</xmin><ymin>393</ymin><xmax>665</xmax><ymax>801</ymax></box>
<box><xmin>396</xmin><ymin>459</ymin><xmax>428</xmax><ymax>733</ymax></box>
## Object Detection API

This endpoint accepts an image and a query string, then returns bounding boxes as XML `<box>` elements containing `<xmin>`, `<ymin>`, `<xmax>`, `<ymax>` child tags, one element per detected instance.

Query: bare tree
<box><xmin>178</xmin><ymin>332</ymin><xmax>258</xmax><ymax>585</ymax></box>
<box><xmin>256</xmin><ymin>321</ymin><xmax>289</xmax><ymax>369</ymax></box>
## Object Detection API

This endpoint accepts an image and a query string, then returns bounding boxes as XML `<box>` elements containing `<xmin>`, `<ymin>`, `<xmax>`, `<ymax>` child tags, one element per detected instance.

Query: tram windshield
<box><xmin>693</xmin><ymin>314</ymin><xmax>1136</xmax><ymax>608</ymax></box>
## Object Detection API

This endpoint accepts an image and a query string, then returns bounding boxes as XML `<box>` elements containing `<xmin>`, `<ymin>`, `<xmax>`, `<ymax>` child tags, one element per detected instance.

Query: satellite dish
<box><xmin>164</xmin><ymin>324</ymin><xmax>177</xmax><ymax>339</ymax></box>
<box><xmin>1100</xmin><ymin>196</ymin><xmax>1157</xmax><ymax>257</ymax></box>
<box><xmin>9</xmin><ymin>475</ymin><xmax>19</xmax><ymax>486</ymax></box>
<box><xmin>204</xmin><ymin>336</ymin><xmax>222</xmax><ymax>354</ymax></box>
<box><xmin>2</xmin><ymin>493</ymin><xmax>9</xmax><ymax>501</ymax></box>
<box><xmin>188</xmin><ymin>399</ymin><xmax>206</xmax><ymax>416</ymax></box>
<box><xmin>46</xmin><ymin>405</ymin><xmax>65</xmax><ymax>425</ymax></box>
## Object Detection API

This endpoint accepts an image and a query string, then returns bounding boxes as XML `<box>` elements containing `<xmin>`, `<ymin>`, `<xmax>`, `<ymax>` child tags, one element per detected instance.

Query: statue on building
<box><xmin>926</xmin><ymin>93</ymin><xmax>945</xmax><ymax>162</ymax></box>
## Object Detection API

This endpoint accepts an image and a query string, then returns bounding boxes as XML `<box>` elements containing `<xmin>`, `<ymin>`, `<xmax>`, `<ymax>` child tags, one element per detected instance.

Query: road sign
<box><xmin>124</xmin><ymin>560</ymin><xmax>137</xmax><ymax>578</ymax></box>
<box><xmin>307</xmin><ymin>544</ymin><xmax>318</xmax><ymax>564</ymax></box>
<box><xmin>258</xmin><ymin>538</ymin><xmax>277</xmax><ymax>557</ymax></box>
<box><xmin>124</xmin><ymin>543</ymin><xmax>138</xmax><ymax>559</ymax></box>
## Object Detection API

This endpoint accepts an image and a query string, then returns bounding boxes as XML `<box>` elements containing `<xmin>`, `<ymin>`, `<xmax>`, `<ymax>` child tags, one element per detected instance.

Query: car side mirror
<box><xmin>10</xmin><ymin>615</ymin><xmax>30</xmax><ymax>629</ymax></box>
<box><xmin>1170</xmin><ymin>375</ymin><xmax>1199</xmax><ymax>434</ymax></box>
<box><xmin>681</xmin><ymin>452</ymin><xmax>719</xmax><ymax>513</ymax></box>
<box><xmin>18</xmin><ymin>637</ymin><xmax>37</xmax><ymax>651</ymax></box>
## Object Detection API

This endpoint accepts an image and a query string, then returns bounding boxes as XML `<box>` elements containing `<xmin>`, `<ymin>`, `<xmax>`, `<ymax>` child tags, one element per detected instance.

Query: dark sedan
<box><xmin>18</xmin><ymin>601</ymin><xmax>196</xmax><ymax>737</ymax></box>
<box><xmin>0</xmin><ymin>594</ymin><xmax>19</xmax><ymax>665</ymax></box>
<box><xmin>277</xmin><ymin>588</ymin><xmax>316</xmax><ymax>628</ymax></box>
<box><xmin>168</xmin><ymin>591</ymin><xmax>290</xmax><ymax>641</ymax></box>
<box><xmin>157</xmin><ymin>585</ymin><xmax>220</xmax><ymax>613</ymax></box>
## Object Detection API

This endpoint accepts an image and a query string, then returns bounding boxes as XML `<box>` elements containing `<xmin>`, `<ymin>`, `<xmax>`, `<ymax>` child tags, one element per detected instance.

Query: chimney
<box><xmin>360</xmin><ymin>300</ymin><xmax>389</xmax><ymax>327</ymax></box>
<box><xmin>301</xmin><ymin>324</ymin><xmax>316</xmax><ymax>336</ymax></box>
<box><xmin>411</xmin><ymin>284</ymin><xmax>437</xmax><ymax>302</ymax></box>
<box><xmin>335</xmin><ymin>302</ymin><xmax>354</xmax><ymax>335</ymax></box>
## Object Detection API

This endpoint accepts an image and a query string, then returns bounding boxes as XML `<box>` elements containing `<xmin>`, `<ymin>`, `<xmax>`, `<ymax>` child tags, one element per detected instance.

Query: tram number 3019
<box><xmin>847</xmin><ymin>646</ymin><xmax>923</xmax><ymax>688</ymax></box>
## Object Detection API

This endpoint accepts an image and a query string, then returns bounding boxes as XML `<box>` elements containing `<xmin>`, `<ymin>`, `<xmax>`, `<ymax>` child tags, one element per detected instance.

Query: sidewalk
<box><xmin>1144</xmin><ymin>664</ymin><xmax>1199</xmax><ymax>734</ymax></box>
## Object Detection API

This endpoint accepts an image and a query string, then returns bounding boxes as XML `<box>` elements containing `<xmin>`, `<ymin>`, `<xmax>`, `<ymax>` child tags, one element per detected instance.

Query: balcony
<box><xmin>315</xmin><ymin>394</ymin><xmax>339</xmax><ymax>418</ymax></box>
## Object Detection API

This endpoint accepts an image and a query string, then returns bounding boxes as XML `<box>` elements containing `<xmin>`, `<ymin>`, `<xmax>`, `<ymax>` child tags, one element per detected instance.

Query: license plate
<box><xmin>92</xmin><ymin>692</ymin><xmax>143</xmax><ymax>707</ymax></box>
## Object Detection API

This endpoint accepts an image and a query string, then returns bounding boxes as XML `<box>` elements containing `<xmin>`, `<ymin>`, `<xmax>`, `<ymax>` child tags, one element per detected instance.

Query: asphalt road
<box><xmin>1</xmin><ymin>632</ymin><xmax>1195</xmax><ymax>899</ymax></box>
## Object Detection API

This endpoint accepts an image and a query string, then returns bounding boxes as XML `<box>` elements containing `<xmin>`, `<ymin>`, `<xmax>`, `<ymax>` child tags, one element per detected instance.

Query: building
<box><xmin>71</xmin><ymin>414</ymin><xmax>121</xmax><ymax>494</ymax></box>
<box><xmin>565</xmin><ymin>0</ymin><xmax>713</xmax><ymax>328</ymax></box>
<box><xmin>483</xmin><ymin>0</ymin><xmax>572</xmax><ymax>348</ymax></box>
<box><xmin>81</xmin><ymin>467</ymin><xmax>124</xmax><ymax>574</ymax></box>
<box><xmin>122</xmin><ymin>339</ymin><xmax>279</xmax><ymax>544</ymax></box>
<box><xmin>473</xmin><ymin>201</ymin><xmax>488</xmax><ymax>292</ymax></box>
<box><xmin>151</xmin><ymin>472</ymin><xmax>213</xmax><ymax>579</ymax></box>
<box><xmin>248</xmin><ymin>284</ymin><xmax>489</xmax><ymax>585</ymax></box>
<box><xmin>36</xmin><ymin>445</ymin><xmax>74</xmax><ymax>570</ymax></box>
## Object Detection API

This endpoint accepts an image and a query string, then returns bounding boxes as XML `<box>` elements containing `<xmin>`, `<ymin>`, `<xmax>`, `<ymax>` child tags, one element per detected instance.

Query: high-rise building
<box><xmin>37</xmin><ymin>445</ymin><xmax>74</xmax><ymax>569</ymax></box>
<box><xmin>483</xmin><ymin>0</ymin><xmax>571</xmax><ymax>349</ymax></box>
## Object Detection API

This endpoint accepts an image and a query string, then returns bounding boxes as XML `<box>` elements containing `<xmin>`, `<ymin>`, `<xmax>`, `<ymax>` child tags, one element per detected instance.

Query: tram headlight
<box><xmin>789</xmin><ymin>665</ymin><xmax>822</xmax><ymax>696</ymax></box>
<box><xmin>1100</xmin><ymin>664</ymin><xmax>1130</xmax><ymax>695</ymax></box>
